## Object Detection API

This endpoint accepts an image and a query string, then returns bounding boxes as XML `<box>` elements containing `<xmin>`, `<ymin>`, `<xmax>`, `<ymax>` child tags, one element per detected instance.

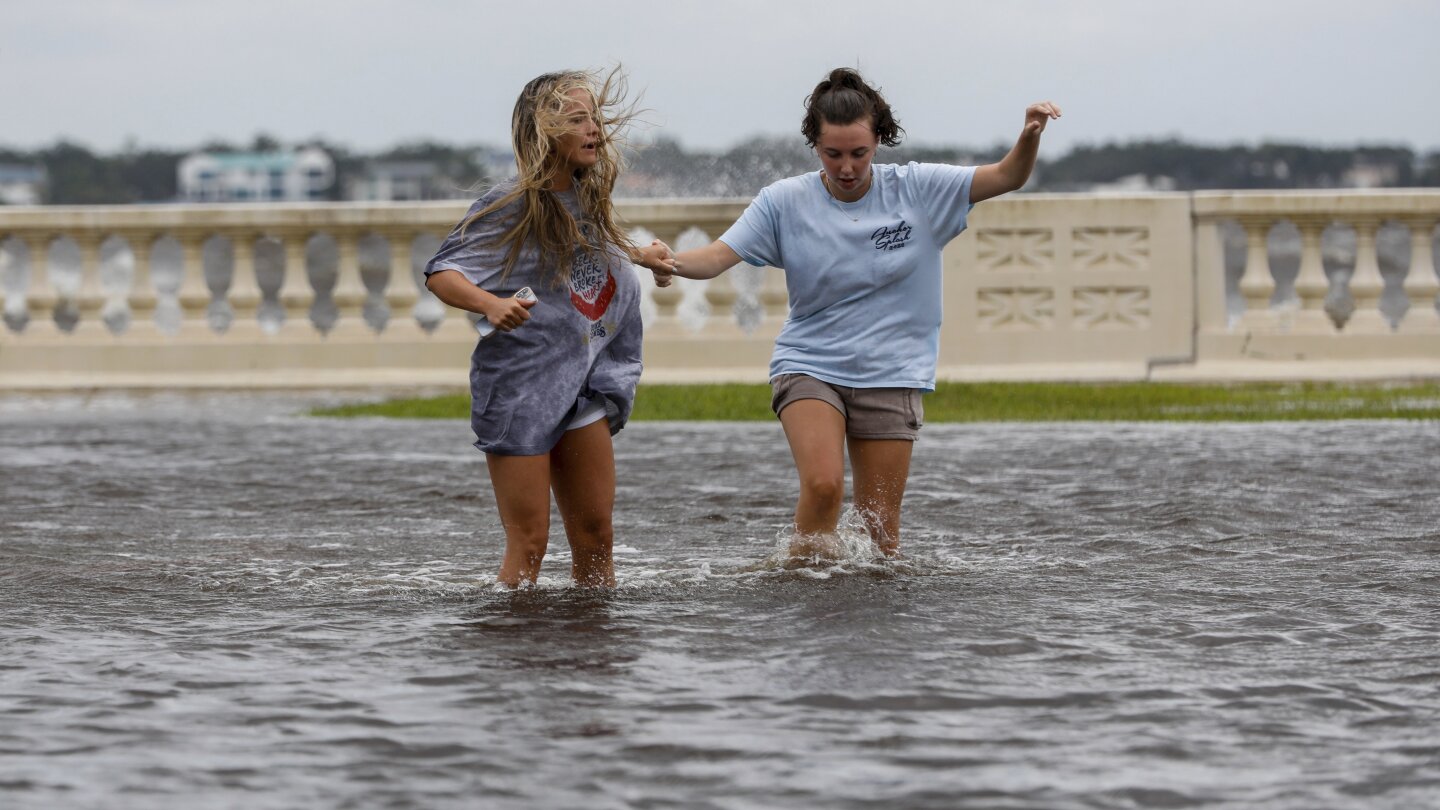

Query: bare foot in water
<box><xmin>788</xmin><ymin>532</ymin><xmax>844</xmax><ymax>562</ymax></box>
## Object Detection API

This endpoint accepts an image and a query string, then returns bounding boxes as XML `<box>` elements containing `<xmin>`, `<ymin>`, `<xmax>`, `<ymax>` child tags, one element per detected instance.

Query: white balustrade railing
<box><xmin>0</xmin><ymin>205</ymin><xmax>449</xmax><ymax>340</ymax></box>
<box><xmin>1190</xmin><ymin>192</ymin><xmax>1440</xmax><ymax>377</ymax></box>
<box><xmin>2</xmin><ymin>192</ymin><xmax>1438</xmax><ymax>387</ymax></box>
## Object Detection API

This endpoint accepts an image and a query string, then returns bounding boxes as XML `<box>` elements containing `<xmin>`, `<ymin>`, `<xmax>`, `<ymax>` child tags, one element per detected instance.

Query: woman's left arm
<box><xmin>970</xmin><ymin>101</ymin><xmax>1063</xmax><ymax>204</ymax></box>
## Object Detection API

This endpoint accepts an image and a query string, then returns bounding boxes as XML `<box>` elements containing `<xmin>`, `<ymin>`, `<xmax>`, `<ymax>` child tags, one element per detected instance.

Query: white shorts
<box><xmin>566</xmin><ymin>400</ymin><xmax>608</xmax><ymax>431</ymax></box>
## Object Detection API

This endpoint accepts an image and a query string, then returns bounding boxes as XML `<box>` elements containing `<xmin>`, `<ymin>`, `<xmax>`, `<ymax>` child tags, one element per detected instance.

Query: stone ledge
<box><xmin>1152</xmin><ymin>359</ymin><xmax>1440</xmax><ymax>382</ymax></box>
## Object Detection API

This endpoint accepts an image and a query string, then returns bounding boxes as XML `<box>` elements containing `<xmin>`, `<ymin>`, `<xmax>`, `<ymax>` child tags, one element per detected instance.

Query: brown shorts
<box><xmin>770</xmin><ymin>373</ymin><xmax>924</xmax><ymax>441</ymax></box>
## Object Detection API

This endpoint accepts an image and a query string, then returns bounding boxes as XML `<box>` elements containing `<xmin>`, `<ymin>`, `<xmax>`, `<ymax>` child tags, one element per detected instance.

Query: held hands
<box><xmin>1022</xmin><ymin>101</ymin><xmax>1063</xmax><ymax>138</ymax></box>
<box><xmin>481</xmin><ymin>293</ymin><xmax>536</xmax><ymax>333</ymax></box>
<box><xmin>636</xmin><ymin>239</ymin><xmax>680</xmax><ymax>288</ymax></box>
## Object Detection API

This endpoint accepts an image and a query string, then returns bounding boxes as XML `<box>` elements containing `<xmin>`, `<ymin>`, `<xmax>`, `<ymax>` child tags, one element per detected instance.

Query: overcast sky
<box><xmin>4</xmin><ymin>0</ymin><xmax>1437</xmax><ymax>155</ymax></box>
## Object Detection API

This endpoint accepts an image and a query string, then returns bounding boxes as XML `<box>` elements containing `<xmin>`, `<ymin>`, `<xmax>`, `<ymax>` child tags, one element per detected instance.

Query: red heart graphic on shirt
<box><xmin>570</xmin><ymin>271</ymin><xmax>616</xmax><ymax>321</ymax></box>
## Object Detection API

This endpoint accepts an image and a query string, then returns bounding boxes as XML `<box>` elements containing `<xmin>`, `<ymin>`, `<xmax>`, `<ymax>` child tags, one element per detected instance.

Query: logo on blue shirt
<box><xmin>871</xmin><ymin>220</ymin><xmax>912</xmax><ymax>251</ymax></box>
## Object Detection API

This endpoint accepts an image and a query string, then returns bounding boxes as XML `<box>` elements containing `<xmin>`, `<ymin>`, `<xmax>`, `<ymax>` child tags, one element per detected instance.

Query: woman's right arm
<box><xmin>666</xmin><ymin>240</ymin><xmax>742</xmax><ymax>281</ymax></box>
<box><xmin>426</xmin><ymin>269</ymin><xmax>534</xmax><ymax>331</ymax></box>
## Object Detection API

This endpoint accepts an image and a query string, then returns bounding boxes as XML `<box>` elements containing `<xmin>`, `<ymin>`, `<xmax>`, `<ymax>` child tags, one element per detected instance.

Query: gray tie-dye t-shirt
<box><xmin>424</xmin><ymin>181</ymin><xmax>642</xmax><ymax>456</ymax></box>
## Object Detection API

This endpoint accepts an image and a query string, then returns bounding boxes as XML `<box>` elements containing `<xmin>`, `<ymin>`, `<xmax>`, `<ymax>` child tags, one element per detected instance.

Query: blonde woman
<box><xmin>425</xmin><ymin>69</ymin><xmax>674</xmax><ymax>588</ymax></box>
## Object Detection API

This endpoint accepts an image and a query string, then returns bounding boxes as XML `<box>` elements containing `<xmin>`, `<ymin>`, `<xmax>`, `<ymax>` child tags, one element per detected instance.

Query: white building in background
<box><xmin>0</xmin><ymin>165</ymin><xmax>47</xmax><ymax>205</ymax></box>
<box><xmin>348</xmin><ymin>161</ymin><xmax>474</xmax><ymax>201</ymax></box>
<box><xmin>178</xmin><ymin>147</ymin><xmax>334</xmax><ymax>202</ymax></box>
<box><xmin>1342</xmin><ymin>160</ymin><xmax>1402</xmax><ymax>189</ymax></box>
<box><xmin>347</xmin><ymin>149</ymin><xmax>509</xmax><ymax>201</ymax></box>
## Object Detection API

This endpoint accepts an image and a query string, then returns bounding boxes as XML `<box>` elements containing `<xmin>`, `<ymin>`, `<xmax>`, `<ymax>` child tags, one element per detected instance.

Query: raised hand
<box><xmin>1023</xmin><ymin>101</ymin><xmax>1062</xmax><ymax>137</ymax></box>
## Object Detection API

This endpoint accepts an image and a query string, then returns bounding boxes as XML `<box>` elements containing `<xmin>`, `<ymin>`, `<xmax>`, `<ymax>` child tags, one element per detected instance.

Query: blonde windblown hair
<box><xmin>465</xmin><ymin>67</ymin><xmax>638</xmax><ymax>287</ymax></box>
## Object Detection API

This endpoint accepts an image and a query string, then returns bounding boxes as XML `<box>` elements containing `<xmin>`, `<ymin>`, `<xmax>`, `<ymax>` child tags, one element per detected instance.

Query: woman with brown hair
<box><xmin>660</xmin><ymin>68</ymin><xmax>1060</xmax><ymax>559</ymax></box>
<box><xmin>424</xmin><ymin>68</ymin><xmax>674</xmax><ymax>587</ymax></box>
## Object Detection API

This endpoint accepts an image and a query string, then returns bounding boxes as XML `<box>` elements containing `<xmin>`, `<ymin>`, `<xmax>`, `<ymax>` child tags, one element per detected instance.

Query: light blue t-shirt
<box><xmin>719</xmin><ymin>162</ymin><xmax>975</xmax><ymax>391</ymax></box>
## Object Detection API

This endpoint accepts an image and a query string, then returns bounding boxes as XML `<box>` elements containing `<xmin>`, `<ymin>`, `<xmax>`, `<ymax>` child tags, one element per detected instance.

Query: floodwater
<box><xmin>2</xmin><ymin>393</ymin><xmax>1438</xmax><ymax>809</ymax></box>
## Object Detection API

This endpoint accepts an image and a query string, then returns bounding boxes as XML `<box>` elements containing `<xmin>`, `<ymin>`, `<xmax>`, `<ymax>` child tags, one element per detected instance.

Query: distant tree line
<box><xmin>2</xmin><ymin>134</ymin><xmax>1436</xmax><ymax>205</ymax></box>
<box><xmin>0</xmin><ymin>135</ymin><xmax>490</xmax><ymax>205</ymax></box>
<box><xmin>1039</xmin><ymin>139</ymin><xmax>1437</xmax><ymax>190</ymax></box>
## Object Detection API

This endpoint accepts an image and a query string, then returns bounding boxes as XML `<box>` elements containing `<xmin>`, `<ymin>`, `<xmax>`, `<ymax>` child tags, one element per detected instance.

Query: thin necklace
<box><xmin>821</xmin><ymin>173</ymin><xmax>869</xmax><ymax>221</ymax></box>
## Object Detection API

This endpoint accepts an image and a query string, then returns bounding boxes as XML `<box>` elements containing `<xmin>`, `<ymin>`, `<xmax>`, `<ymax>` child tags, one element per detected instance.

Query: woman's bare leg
<box><xmin>778</xmin><ymin>399</ymin><xmax>848</xmax><ymax>557</ymax></box>
<box><xmin>485</xmin><ymin>453</ymin><xmax>552</xmax><ymax>587</ymax></box>
<box><xmin>549</xmin><ymin>419</ymin><xmax>617</xmax><ymax>587</ymax></box>
<box><xmin>848</xmin><ymin>437</ymin><xmax>913</xmax><ymax>556</ymax></box>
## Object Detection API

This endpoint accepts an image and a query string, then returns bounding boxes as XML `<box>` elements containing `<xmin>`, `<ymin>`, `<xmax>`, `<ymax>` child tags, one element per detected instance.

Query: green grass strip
<box><xmin>312</xmin><ymin>381</ymin><xmax>1440</xmax><ymax>422</ymax></box>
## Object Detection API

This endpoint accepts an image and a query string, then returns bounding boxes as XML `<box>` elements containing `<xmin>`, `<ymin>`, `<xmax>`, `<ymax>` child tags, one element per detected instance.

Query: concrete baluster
<box><xmin>22</xmin><ymin>235</ymin><xmax>54</xmax><ymax>333</ymax></box>
<box><xmin>385</xmin><ymin>232</ymin><xmax>420</xmax><ymax>330</ymax></box>
<box><xmin>278</xmin><ymin>231</ymin><xmax>315</xmax><ymax>331</ymax></box>
<box><xmin>228</xmin><ymin>232</ymin><xmax>263</xmax><ymax>331</ymax></box>
<box><xmin>70</xmin><ymin>234</ymin><xmax>107</xmax><ymax>333</ymax></box>
<box><xmin>1344</xmin><ymin>219</ymin><xmax>1389</xmax><ymax>332</ymax></box>
<box><xmin>1237</xmin><ymin>218</ymin><xmax>1278</xmax><ymax>330</ymax></box>
<box><xmin>176</xmin><ymin>231</ymin><xmax>213</xmax><ymax>325</ymax></box>
<box><xmin>1398</xmin><ymin>218</ymin><xmax>1439</xmax><ymax>332</ymax></box>
<box><xmin>385</xmin><ymin>230</ymin><xmax>423</xmax><ymax>334</ymax></box>
<box><xmin>1292</xmin><ymin>219</ymin><xmax>1337</xmax><ymax>333</ymax></box>
<box><xmin>126</xmin><ymin>233</ymin><xmax>157</xmax><ymax>331</ymax></box>
<box><xmin>333</xmin><ymin>230</ymin><xmax>367</xmax><ymax>327</ymax></box>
